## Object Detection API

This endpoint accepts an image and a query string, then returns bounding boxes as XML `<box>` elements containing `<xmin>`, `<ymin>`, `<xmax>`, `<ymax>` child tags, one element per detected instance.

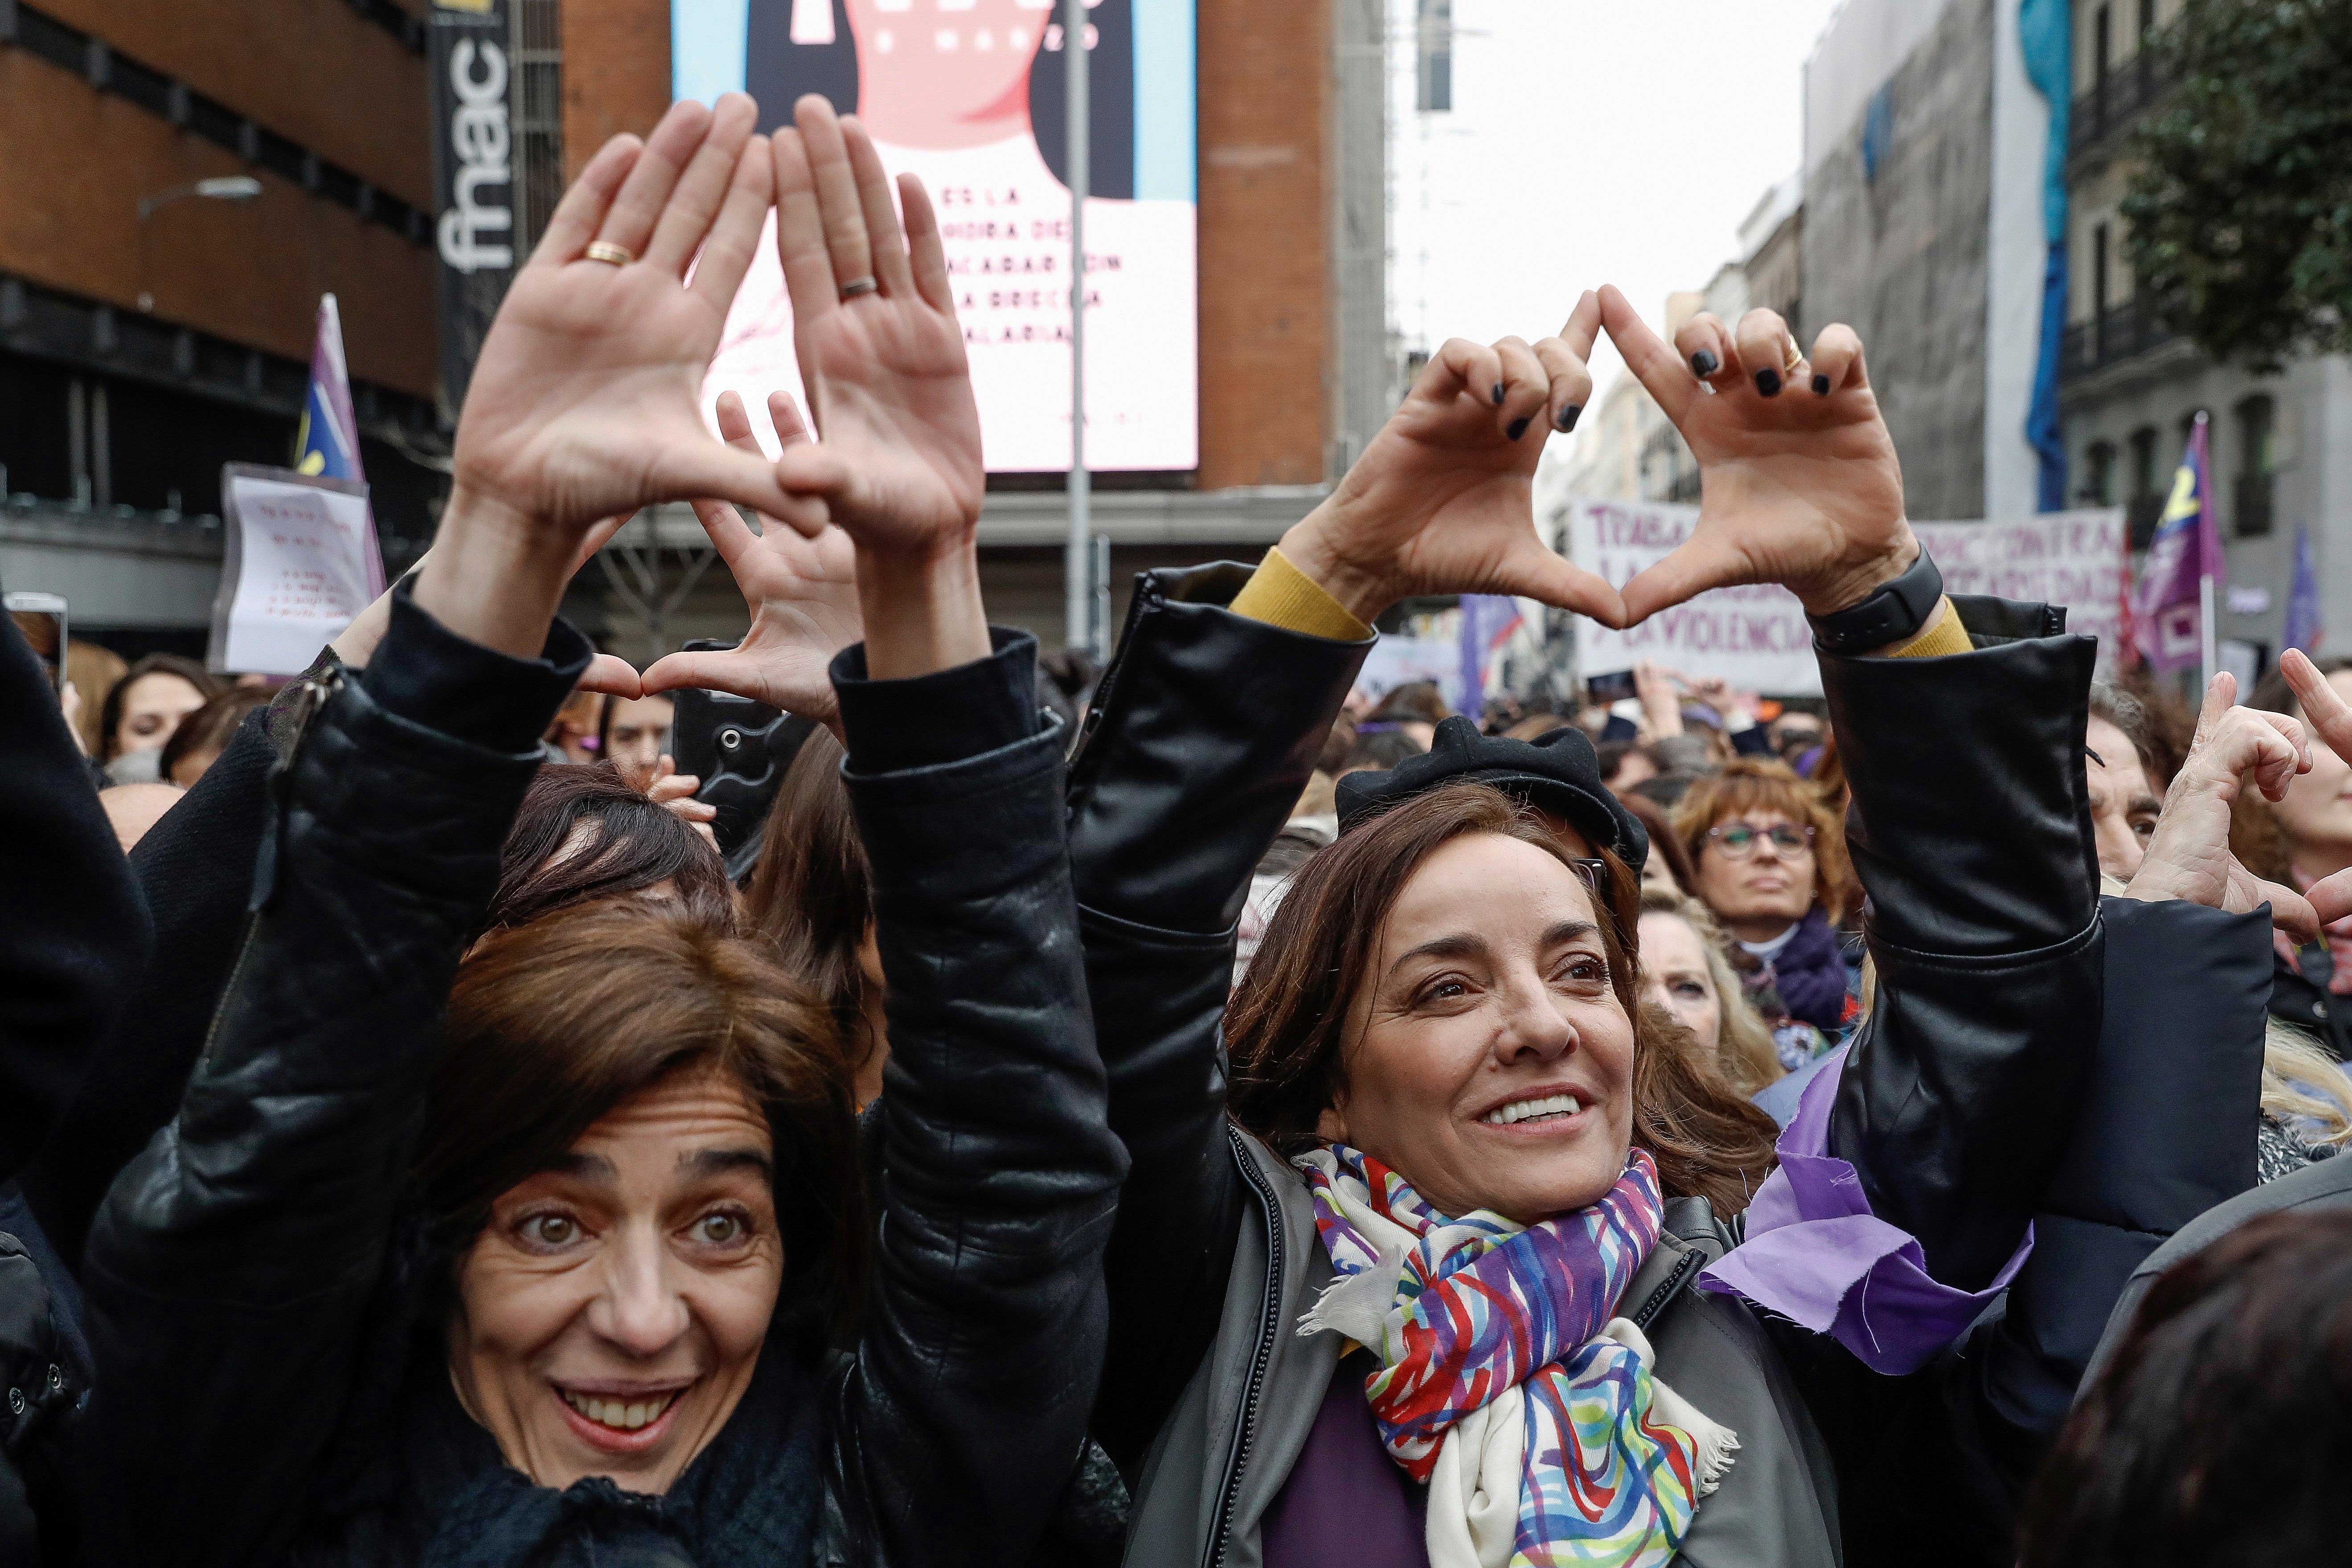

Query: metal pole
<box><xmin>1063</xmin><ymin>0</ymin><xmax>1091</xmax><ymax>653</ymax></box>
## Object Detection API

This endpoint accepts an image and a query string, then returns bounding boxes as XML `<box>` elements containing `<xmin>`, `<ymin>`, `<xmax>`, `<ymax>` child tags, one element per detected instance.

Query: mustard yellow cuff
<box><xmin>1229</xmin><ymin>546</ymin><xmax>1375</xmax><ymax>642</ymax></box>
<box><xmin>1880</xmin><ymin>596</ymin><xmax>1972</xmax><ymax>659</ymax></box>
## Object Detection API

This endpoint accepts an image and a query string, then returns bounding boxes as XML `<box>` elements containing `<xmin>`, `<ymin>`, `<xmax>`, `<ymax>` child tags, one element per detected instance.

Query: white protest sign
<box><xmin>209</xmin><ymin>464</ymin><xmax>385</xmax><ymax>676</ymax></box>
<box><xmin>1566</xmin><ymin>499</ymin><xmax>2126</xmax><ymax>695</ymax></box>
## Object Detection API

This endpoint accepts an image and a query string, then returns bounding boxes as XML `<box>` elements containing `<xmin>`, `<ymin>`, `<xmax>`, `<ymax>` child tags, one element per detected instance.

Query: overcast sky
<box><xmin>1390</xmin><ymin>0</ymin><xmax>1846</xmax><ymax>410</ymax></box>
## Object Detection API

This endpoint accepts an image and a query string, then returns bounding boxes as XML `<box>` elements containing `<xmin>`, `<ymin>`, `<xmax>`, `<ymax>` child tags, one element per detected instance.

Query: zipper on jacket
<box><xmin>1630</xmin><ymin>1248</ymin><xmax>1705</xmax><ymax>1333</ymax></box>
<box><xmin>1072</xmin><ymin>575</ymin><xmax>1162</xmax><ymax>766</ymax></box>
<box><xmin>1204</xmin><ymin>1124</ymin><xmax>1286</xmax><ymax>1568</ymax></box>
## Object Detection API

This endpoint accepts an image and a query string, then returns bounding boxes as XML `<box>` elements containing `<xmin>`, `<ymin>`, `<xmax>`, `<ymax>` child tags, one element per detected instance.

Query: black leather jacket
<box><xmin>74</xmin><ymin>596</ymin><xmax>1125</xmax><ymax>1568</ymax></box>
<box><xmin>1064</xmin><ymin>569</ymin><xmax>2106</xmax><ymax>1562</ymax></box>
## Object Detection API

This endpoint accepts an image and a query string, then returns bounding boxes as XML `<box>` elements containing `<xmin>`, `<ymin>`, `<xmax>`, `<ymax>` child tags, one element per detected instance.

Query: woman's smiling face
<box><xmin>448</xmin><ymin>1066</ymin><xmax>783</xmax><ymax>1495</ymax></box>
<box><xmin>1318</xmin><ymin>832</ymin><xmax>1636</xmax><ymax>1225</ymax></box>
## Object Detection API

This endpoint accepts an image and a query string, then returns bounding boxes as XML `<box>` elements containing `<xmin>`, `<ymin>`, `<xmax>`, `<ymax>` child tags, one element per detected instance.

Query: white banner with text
<box><xmin>1567</xmin><ymin>500</ymin><xmax>2126</xmax><ymax>695</ymax></box>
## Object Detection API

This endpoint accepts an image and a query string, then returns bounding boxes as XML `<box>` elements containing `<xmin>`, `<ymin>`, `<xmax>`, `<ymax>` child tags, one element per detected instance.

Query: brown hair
<box><xmin>1619</xmin><ymin>792</ymin><xmax>1695</xmax><ymax>894</ymax></box>
<box><xmin>1227</xmin><ymin>783</ymin><xmax>1780</xmax><ymax>1216</ymax></box>
<box><xmin>742</xmin><ymin>729</ymin><xmax>879</xmax><ymax>1083</ymax></box>
<box><xmin>418</xmin><ymin>900</ymin><xmax>865</xmax><ymax>1356</ymax></box>
<box><xmin>1674</xmin><ymin>756</ymin><xmax>1857</xmax><ymax>924</ymax></box>
<box><xmin>159</xmin><ymin>687</ymin><xmax>269</xmax><ymax>784</ymax></box>
<box><xmin>2019</xmin><ymin>1209</ymin><xmax>2352</xmax><ymax>1567</ymax></box>
<box><xmin>98</xmin><ymin>652</ymin><xmax>225</xmax><ymax>761</ymax></box>
<box><xmin>487</xmin><ymin>762</ymin><xmax>735</xmax><ymax>936</ymax></box>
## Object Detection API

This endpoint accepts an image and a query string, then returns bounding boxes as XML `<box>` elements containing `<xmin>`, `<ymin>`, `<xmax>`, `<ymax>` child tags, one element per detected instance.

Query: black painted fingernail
<box><xmin>1811</xmin><ymin>372</ymin><xmax>1831</xmax><ymax>396</ymax></box>
<box><xmin>1556</xmin><ymin>404</ymin><xmax>1582</xmax><ymax>432</ymax></box>
<box><xmin>1754</xmin><ymin>368</ymin><xmax>1782</xmax><ymax>397</ymax></box>
<box><xmin>1691</xmin><ymin>350</ymin><xmax>1719</xmax><ymax>377</ymax></box>
<box><xmin>1492</xmin><ymin>382</ymin><xmax>1507</xmax><ymax>405</ymax></box>
<box><xmin>1507</xmin><ymin>415</ymin><xmax>1531</xmax><ymax>441</ymax></box>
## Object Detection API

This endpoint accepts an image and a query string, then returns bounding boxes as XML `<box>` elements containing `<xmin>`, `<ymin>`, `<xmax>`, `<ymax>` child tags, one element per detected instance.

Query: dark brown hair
<box><xmin>98</xmin><ymin>652</ymin><xmax>225</xmax><ymax>762</ymax></box>
<box><xmin>487</xmin><ymin>762</ymin><xmax>734</xmax><ymax>935</ymax></box>
<box><xmin>741</xmin><ymin>729</ymin><xmax>879</xmax><ymax>1082</ymax></box>
<box><xmin>1619</xmin><ymin>792</ymin><xmax>1695</xmax><ymax>894</ymax></box>
<box><xmin>1369</xmin><ymin>680</ymin><xmax>1450</xmax><ymax>725</ymax></box>
<box><xmin>159</xmin><ymin>687</ymin><xmax>269</xmax><ymax>784</ymax></box>
<box><xmin>2019</xmin><ymin>1208</ymin><xmax>2352</xmax><ymax>1568</ymax></box>
<box><xmin>1227</xmin><ymin>783</ymin><xmax>1779</xmax><ymax>1216</ymax></box>
<box><xmin>1674</xmin><ymin>755</ymin><xmax>1858</xmax><ymax>924</ymax></box>
<box><xmin>418</xmin><ymin>900</ymin><xmax>865</xmax><ymax>1357</ymax></box>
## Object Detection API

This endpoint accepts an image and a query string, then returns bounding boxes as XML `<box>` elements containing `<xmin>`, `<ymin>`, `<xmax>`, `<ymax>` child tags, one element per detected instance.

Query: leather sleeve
<box><xmin>1986</xmin><ymin>896</ymin><xmax>2271</xmax><ymax>1455</ymax></box>
<box><xmin>75</xmin><ymin>609</ymin><xmax>583</xmax><ymax>1568</ymax></box>
<box><xmin>0</xmin><ymin>610</ymin><xmax>151</xmax><ymax>1186</ymax></box>
<box><xmin>1824</xmin><ymin>595</ymin><xmax>2104</xmax><ymax>1292</ymax></box>
<box><xmin>20</xmin><ymin>708</ymin><xmax>271</xmax><ymax>1270</ymax></box>
<box><xmin>827</xmin><ymin>632</ymin><xmax>1130</xmax><ymax>1568</ymax></box>
<box><xmin>1061</xmin><ymin>564</ymin><xmax>1370</xmax><ymax>1470</ymax></box>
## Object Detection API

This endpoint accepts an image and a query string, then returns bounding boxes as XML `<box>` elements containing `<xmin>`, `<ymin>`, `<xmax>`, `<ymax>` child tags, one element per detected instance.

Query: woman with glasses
<box><xmin>1674</xmin><ymin>757</ymin><xmax>1858</xmax><ymax>1040</ymax></box>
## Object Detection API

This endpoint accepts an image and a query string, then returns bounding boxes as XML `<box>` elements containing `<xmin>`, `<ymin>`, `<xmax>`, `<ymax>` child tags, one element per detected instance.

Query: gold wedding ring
<box><xmin>1782</xmin><ymin>336</ymin><xmax>1805</xmax><ymax>374</ymax></box>
<box><xmin>584</xmin><ymin>240</ymin><xmax>635</xmax><ymax>267</ymax></box>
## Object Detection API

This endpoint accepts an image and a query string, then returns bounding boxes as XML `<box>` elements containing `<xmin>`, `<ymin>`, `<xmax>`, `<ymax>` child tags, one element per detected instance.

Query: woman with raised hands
<box><xmin>1038</xmin><ymin>286</ymin><xmax>2153</xmax><ymax>1568</ymax></box>
<box><xmin>75</xmin><ymin>91</ymin><xmax>1124</xmax><ymax>1568</ymax></box>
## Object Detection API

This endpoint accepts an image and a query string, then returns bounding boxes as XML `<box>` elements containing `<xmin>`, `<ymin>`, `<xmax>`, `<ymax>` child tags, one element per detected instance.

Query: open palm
<box><xmin>1598</xmin><ymin>286</ymin><xmax>1913</xmax><ymax>622</ymax></box>
<box><xmin>641</xmin><ymin>391</ymin><xmax>863</xmax><ymax>732</ymax></box>
<box><xmin>1280</xmin><ymin>293</ymin><xmax>1621</xmax><ymax>623</ymax></box>
<box><xmin>768</xmin><ymin>98</ymin><xmax>983</xmax><ymax>559</ymax></box>
<box><xmin>451</xmin><ymin>95</ymin><xmax>820</xmax><ymax>544</ymax></box>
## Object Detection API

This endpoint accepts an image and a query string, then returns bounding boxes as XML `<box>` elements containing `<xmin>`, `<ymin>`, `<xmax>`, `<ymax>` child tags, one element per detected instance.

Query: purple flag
<box><xmin>2284</xmin><ymin>520</ymin><xmax>2324</xmax><ymax>656</ymax></box>
<box><xmin>2132</xmin><ymin>414</ymin><xmax>2218</xmax><ymax>673</ymax></box>
<box><xmin>1455</xmin><ymin>594</ymin><xmax>1524</xmax><ymax>718</ymax></box>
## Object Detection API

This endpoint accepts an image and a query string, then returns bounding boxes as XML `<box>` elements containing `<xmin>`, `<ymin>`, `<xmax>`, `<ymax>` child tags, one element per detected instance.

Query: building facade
<box><xmin>0</xmin><ymin>0</ymin><xmax>448</xmax><ymax>653</ymax></box>
<box><xmin>2059</xmin><ymin>0</ymin><xmax>2352</xmax><ymax>665</ymax></box>
<box><xmin>559</xmin><ymin>0</ymin><xmax>1396</xmax><ymax>653</ymax></box>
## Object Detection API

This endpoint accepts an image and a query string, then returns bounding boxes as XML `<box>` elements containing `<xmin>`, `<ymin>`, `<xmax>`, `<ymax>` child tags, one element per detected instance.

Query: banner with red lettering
<box><xmin>1567</xmin><ymin>500</ymin><xmax>2125</xmax><ymax>695</ymax></box>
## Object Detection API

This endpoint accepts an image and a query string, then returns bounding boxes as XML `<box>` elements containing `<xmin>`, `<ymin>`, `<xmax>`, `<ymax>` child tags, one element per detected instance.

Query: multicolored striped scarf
<box><xmin>1295</xmin><ymin>1145</ymin><xmax>1737</xmax><ymax>1568</ymax></box>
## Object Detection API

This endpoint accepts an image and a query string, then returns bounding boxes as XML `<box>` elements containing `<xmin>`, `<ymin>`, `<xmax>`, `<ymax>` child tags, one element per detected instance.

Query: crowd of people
<box><xmin>5</xmin><ymin>90</ymin><xmax>2352</xmax><ymax>1568</ymax></box>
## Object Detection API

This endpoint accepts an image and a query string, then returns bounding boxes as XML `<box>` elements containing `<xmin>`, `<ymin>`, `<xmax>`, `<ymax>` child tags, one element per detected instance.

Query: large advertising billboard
<box><xmin>675</xmin><ymin>0</ymin><xmax>1198</xmax><ymax>473</ymax></box>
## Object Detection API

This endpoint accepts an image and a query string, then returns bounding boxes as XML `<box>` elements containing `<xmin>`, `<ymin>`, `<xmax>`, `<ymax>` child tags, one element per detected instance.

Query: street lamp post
<box><xmin>135</xmin><ymin>175</ymin><xmax>263</xmax><ymax>312</ymax></box>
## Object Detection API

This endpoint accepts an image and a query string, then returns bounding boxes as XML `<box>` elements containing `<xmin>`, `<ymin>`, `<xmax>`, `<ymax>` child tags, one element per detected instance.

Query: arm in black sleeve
<box><xmin>0</xmin><ymin>610</ymin><xmax>151</xmax><ymax>1186</ymax></box>
<box><xmin>20</xmin><ymin>705</ymin><xmax>273</xmax><ymax>1270</ymax></box>
<box><xmin>1060</xmin><ymin>565</ymin><xmax>1369</xmax><ymax>1470</ymax></box>
<box><xmin>1824</xmin><ymin>596</ymin><xmax>2105</xmax><ymax>1291</ymax></box>
<box><xmin>826</xmin><ymin>629</ymin><xmax>1130</xmax><ymax>1568</ymax></box>
<box><xmin>76</xmin><ymin>589</ymin><xmax>584</xmax><ymax>1568</ymax></box>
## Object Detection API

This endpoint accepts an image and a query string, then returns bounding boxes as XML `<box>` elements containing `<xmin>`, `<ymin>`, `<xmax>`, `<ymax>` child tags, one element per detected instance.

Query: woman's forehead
<box><xmin>1387</xmin><ymin>834</ymin><xmax>1597</xmax><ymax>937</ymax></box>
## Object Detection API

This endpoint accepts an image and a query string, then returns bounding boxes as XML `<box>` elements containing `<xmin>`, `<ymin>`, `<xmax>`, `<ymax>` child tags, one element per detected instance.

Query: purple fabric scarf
<box><xmin>1696</xmin><ymin>1047</ymin><xmax>2031</xmax><ymax>1374</ymax></box>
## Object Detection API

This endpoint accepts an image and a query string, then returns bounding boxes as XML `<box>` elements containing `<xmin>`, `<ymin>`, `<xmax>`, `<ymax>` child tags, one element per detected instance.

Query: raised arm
<box><xmin>77</xmin><ymin>96</ymin><xmax>798</xmax><ymax>1566</ymax></box>
<box><xmin>0</xmin><ymin>608</ymin><xmax>149</xmax><ymax>1186</ymax></box>
<box><xmin>739</xmin><ymin>97</ymin><xmax>1126</xmax><ymax>1568</ymax></box>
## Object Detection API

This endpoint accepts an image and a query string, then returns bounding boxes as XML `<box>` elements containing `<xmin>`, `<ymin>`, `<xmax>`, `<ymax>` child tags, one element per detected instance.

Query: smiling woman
<box><xmin>419</xmin><ymin>903</ymin><xmax>858</xmax><ymax>1496</ymax></box>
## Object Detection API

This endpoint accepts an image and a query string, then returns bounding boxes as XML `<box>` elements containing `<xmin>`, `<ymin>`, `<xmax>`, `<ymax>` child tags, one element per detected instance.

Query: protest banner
<box><xmin>1566</xmin><ymin>499</ymin><xmax>2125</xmax><ymax>694</ymax></box>
<box><xmin>209</xmin><ymin>465</ymin><xmax>385</xmax><ymax>676</ymax></box>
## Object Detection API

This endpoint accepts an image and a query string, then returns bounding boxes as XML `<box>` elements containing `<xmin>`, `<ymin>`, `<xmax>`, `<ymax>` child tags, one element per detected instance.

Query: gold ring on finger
<box><xmin>1782</xmin><ymin>337</ymin><xmax>1805</xmax><ymax>374</ymax></box>
<box><xmin>584</xmin><ymin>240</ymin><xmax>635</xmax><ymax>266</ymax></box>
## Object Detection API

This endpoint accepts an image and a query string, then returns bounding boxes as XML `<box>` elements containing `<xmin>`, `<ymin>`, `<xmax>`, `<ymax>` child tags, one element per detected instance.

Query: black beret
<box><xmin>1335</xmin><ymin>715</ymin><xmax>1648</xmax><ymax>868</ymax></box>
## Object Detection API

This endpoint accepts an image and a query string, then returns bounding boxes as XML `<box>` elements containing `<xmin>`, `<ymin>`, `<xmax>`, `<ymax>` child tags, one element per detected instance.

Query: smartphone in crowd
<box><xmin>667</xmin><ymin>641</ymin><xmax>820</xmax><ymax>880</ymax></box>
<box><xmin>1585</xmin><ymin>669</ymin><xmax>1637</xmax><ymax>705</ymax></box>
<box><xmin>5</xmin><ymin>591</ymin><xmax>67</xmax><ymax>693</ymax></box>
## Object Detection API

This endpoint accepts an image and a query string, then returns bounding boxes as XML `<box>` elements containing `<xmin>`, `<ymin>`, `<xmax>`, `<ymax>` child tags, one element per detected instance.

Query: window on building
<box><xmin>2127</xmin><ymin>424</ymin><xmax>2162</xmax><ymax>547</ymax></box>
<box><xmin>2092</xmin><ymin>221</ymin><xmax>2112</xmax><ymax>359</ymax></box>
<box><xmin>2081</xmin><ymin>440</ymin><xmax>2118</xmax><ymax>506</ymax></box>
<box><xmin>2233</xmin><ymin>393</ymin><xmax>2276</xmax><ymax>537</ymax></box>
<box><xmin>2095</xmin><ymin>4</ymin><xmax>2113</xmax><ymax>86</ymax></box>
<box><xmin>1416</xmin><ymin>0</ymin><xmax>1452</xmax><ymax>114</ymax></box>
<box><xmin>2137</xmin><ymin>0</ymin><xmax>2156</xmax><ymax>44</ymax></box>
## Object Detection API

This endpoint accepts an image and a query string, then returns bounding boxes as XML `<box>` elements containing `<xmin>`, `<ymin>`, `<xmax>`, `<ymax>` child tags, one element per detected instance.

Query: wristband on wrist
<box><xmin>1809</xmin><ymin>547</ymin><xmax>1943</xmax><ymax>656</ymax></box>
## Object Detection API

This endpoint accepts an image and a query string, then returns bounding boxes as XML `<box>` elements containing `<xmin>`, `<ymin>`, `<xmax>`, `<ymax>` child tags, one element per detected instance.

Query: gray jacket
<box><xmin>1122</xmin><ymin>1129</ymin><xmax>1842</xmax><ymax>1568</ymax></box>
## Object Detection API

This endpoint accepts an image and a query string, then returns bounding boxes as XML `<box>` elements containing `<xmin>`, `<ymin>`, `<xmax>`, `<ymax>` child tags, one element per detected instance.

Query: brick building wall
<box><xmin>0</xmin><ymin>0</ymin><xmax>438</xmax><ymax>396</ymax></box>
<box><xmin>558</xmin><ymin>0</ymin><xmax>1338</xmax><ymax>490</ymax></box>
